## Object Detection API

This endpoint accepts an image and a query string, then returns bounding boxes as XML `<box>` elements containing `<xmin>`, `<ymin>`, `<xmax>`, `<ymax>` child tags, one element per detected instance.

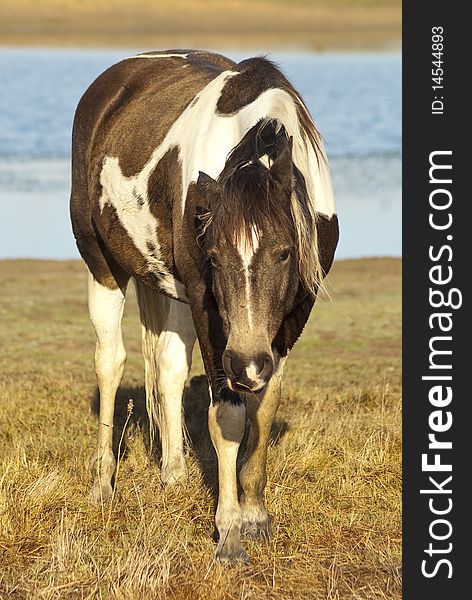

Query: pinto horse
<box><xmin>71</xmin><ymin>50</ymin><xmax>339</xmax><ymax>563</ymax></box>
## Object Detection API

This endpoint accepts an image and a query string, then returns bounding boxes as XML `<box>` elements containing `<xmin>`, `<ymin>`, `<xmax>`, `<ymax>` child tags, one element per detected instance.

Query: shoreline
<box><xmin>0</xmin><ymin>32</ymin><xmax>401</xmax><ymax>53</ymax></box>
<box><xmin>0</xmin><ymin>41</ymin><xmax>401</xmax><ymax>55</ymax></box>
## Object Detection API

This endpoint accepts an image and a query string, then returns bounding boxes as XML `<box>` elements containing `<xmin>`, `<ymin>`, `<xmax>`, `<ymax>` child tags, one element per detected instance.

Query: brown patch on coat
<box><xmin>272</xmin><ymin>291</ymin><xmax>314</xmax><ymax>358</ymax></box>
<box><xmin>73</xmin><ymin>228</ymin><xmax>130</xmax><ymax>290</ymax></box>
<box><xmin>147</xmin><ymin>146</ymin><xmax>182</xmax><ymax>275</ymax></box>
<box><xmin>317</xmin><ymin>214</ymin><xmax>339</xmax><ymax>276</ymax></box>
<box><xmin>272</xmin><ymin>214</ymin><xmax>338</xmax><ymax>356</ymax></box>
<box><xmin>185</xmin><ymin>50</ymin><xmax>236</xmax><ymax>73</ymax></box>
<box><xmin>216</xmin><ymin>58</ymin><xmax>281</xmax><ymax>115</ymax></box>
<box><xmin>136</xmin><ymin>49</ymin><xmax>235</xmax><ymax>73</ymax></box>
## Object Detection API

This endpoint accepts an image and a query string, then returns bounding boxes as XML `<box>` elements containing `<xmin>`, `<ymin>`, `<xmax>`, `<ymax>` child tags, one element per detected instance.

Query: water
<box><xmin>0</xmin><ymin>48</ymin><xmax>401</xmax><ymax>260</ymax></box>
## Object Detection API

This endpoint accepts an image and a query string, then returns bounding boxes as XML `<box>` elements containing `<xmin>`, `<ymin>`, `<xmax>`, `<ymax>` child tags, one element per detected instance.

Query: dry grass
<box><xmin>0</xmin><ymin>258</ymin><xmax>401</xmax><ymax>599</ymax></box>
<box><xmin>0</xmin><ymin>0</ymin><xmax>401</xmax><ymax>50</ymax></box>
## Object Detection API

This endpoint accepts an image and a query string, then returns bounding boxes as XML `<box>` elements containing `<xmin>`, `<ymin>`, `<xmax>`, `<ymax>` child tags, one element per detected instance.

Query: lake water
<box><xmin>0</xmin><ymin>48</ymin><xmax>401</xmax><ymax>260</ymax></box>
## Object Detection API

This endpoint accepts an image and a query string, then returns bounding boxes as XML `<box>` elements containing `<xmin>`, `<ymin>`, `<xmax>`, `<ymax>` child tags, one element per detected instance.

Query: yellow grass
<box><xmin>0</xmin><ymin>0</ymin><xmax>401</xmax><ymax>50</ymax></box>
<box><xmin>0</xmin><ymin>258</ymin><xmax>401</xmax><ymax>598</ymax></box>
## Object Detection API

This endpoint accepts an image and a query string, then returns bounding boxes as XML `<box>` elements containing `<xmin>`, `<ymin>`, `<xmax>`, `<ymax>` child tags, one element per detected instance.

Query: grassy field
<box><xmin>0</xmin><ymin>258</ymin><xmax>401</xmax><ymax>599</ymax></box>
<box><xmin>0</xmin><ymin>0</ymin><xmax>401</xmax><ymax>50</ymax></box>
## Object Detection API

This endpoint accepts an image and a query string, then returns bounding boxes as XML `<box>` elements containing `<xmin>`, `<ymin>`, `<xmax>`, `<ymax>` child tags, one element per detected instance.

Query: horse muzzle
<box><xmin>222</xmin><ymin>349</ymin><xmax>274</xmax><ymax>394</ymax></box>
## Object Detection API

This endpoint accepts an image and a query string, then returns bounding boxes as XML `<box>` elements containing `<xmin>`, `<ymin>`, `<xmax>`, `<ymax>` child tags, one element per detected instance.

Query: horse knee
<box><xmin>156</xmin><ymin>348</ymin><xmax>189</xmax><ymax>393</ymax></box>
<box><xmin>95</xmin><ymin>342</ymin><xmax>126</xmax><ymax>383</ymax></box>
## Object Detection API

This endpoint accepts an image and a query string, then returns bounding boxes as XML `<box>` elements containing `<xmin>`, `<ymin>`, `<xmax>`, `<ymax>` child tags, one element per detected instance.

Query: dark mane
<box><xmin>223</xmin><ymin>118</ymin><xmax>287</xmax><ymax>174</ymax></box>
<box><xmin>214</xmin><ymin>165</ymin><xmax>293</xmax><ymax>251</ymax></box>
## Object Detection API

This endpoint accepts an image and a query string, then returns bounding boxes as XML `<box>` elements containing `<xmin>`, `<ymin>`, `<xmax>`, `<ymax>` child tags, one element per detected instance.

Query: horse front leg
<box><xmin>185</xmin><ymin>280</ymin><xmax>248</xmax><ymax>562</ymax></box>
<box><xmin>208</xmin><ymin>396</ymin><xmax>248</xmax><ymax>563</ymax></box>
<box><xmin>239</xmin><ymin>354</ymin><xmax>286</xmax><ymax>539</ymax></box>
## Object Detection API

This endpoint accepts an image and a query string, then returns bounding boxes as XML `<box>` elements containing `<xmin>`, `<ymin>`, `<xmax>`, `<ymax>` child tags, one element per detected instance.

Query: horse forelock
<box><xmin>204</xmin><ymin>159</ymin><xmax>294</xmax><ymax>255</ymax></box>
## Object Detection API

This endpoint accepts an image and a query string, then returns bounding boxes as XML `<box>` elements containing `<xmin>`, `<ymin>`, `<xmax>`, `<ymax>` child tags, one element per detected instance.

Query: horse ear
<box><xmin>196</xmin><ymin>171</ymin><xmax>221</xmax><ymax>209</ymax></box>
<box><xmin>269</xmin><ymin>136</ymin><xmax>293</xmax><ymax>192</ymax></box>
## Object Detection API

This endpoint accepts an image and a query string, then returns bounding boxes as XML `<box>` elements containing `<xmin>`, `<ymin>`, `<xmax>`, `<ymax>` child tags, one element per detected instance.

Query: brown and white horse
<box><xmin>70</xmin><ymin>50</ymin><xmax>339</xmax><ymax>563</ymax></box>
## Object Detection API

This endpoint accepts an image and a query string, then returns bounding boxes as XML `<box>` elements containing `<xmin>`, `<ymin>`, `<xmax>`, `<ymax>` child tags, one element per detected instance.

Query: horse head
<box><xmin>195</xmin><ymin>134</ymin><xmax>302</xmax><ymax>394</ymax></box>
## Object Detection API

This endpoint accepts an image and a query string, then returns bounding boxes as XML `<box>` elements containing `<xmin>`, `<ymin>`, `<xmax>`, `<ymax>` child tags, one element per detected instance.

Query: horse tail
<box><xmin>133</xmin><ymin>279</ymin><xmax>168</xmax><ymax>450</ymax></box>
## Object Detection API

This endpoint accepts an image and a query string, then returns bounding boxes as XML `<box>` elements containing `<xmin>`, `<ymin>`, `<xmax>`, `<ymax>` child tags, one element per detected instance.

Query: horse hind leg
<box><xmin>88</xmin><ymin>272</ymin><xmax>128</xmax><ymax>503</ymax></box>
<box><xmin>158</xmin><ymin>300</ymin><xmax>197</xmax><ymax>485</ymax></box>
<box><xmin>135</xmin><ymin>282</ymin><xmax>196</xmax><ymax>486</ymax></box>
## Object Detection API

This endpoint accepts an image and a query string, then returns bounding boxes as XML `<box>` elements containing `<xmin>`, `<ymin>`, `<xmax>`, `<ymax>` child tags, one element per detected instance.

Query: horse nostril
<box><xmin>222</xmin><ymin>350</ymin><xmax>235</xmax><ymax>377</ymax></box>
<box><xmin>258</xmin><ymin>355</ymin><xmax>273</xmax><ymax>380</ymax></box>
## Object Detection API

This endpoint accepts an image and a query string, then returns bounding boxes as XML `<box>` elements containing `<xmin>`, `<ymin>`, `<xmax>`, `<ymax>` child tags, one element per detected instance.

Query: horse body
<box><xmin>71</xmin><ymin>50</ymin><xmax>339</xmax><ymax>562</ymax></box>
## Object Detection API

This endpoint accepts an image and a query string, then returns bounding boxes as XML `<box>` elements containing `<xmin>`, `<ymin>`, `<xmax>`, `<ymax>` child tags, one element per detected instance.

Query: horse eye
<box><xmin>210</xmin><ymin>256</ymin><xmax>220</xmax><ymax>268</ymax></box>
<box><xmin>278</xmin><ymin>249</ymin><xmax>291</xmax><ymax>263</ymax></box>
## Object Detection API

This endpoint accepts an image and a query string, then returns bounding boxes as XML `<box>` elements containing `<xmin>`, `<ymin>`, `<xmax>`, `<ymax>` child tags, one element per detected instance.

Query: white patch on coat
<box><xmin>130</xmin><ymin>53</ymin><xmax>190</xmax><ymax>59</ymax></box>
<box><xmin>208</xmin><ymin>401</ymin><xmax>246</xmax><ymax>556</ymax></box>
<box><xmin>259</xmin><ymin>154</ymin><xmax>270</xmax><ymax>168</ymax></box>
<box><xmin>229</xmin><ymin>350</ymin><xmax>287</xmax><ymax>395</ymax></box>
<box><xmin>150</xmin><ymin>302</ymin><xmax>200</xmax><ymax>485</ymax></box>
<box><xmin>87</xmin><ymin>273</ymin><xmax>127</xmax><ymax>501</ymax></box>
<box><xmin>245</xmin><ymin>362</ymin><xmax>259</xmax><ymax>382</ymax></box>
<box><xmin>236</xmin><ymin>225</ymin><xmax>260</xmax><ymax>332</ymax></box>
<box><xmin>128</xmin><ymin>58</ymin><xmax>336</xmax><ymax>216</ymax></box>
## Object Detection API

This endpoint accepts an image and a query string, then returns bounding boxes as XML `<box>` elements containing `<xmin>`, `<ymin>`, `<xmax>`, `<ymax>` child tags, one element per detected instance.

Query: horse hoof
<box><xmin>242</xmin><ymin>518</ymin><xmax>271</xmax><ymax>541</ymax></box>
<box><xmin>215</xmin><ymin>545</ymin><xmax>250</xmax><ymax>565</ymax></box>
<box><xmin>89</xmin><ymin>480</ymin><xmax>113</xmax><ymax>503</ymax></box>
<box><xmin>160</xmin><ymin>456</ymin><xmax>188</xmax><ymax>487</ymax></box>
<box><xmin>215</xmin><ymin>523</ymin><xmax>250</xmax><ymax>565</ymax></box>
<box><xmin>241</xmin><ymin>503</ymin><xmax>271</xmax><ymax>540</ymax></box>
